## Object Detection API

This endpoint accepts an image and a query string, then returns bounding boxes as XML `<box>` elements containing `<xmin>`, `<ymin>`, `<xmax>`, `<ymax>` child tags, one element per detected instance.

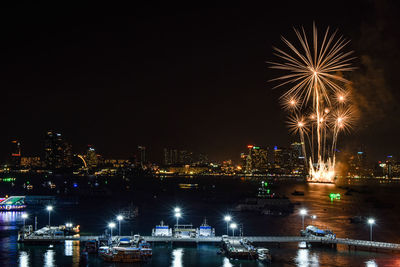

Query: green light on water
<box><xmin>329</xmin><ymin>193</ymin><xmax>341</xmax><ymax>200</ymax></box>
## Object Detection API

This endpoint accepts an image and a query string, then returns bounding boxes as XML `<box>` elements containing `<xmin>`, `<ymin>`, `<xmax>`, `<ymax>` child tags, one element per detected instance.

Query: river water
<box><xmin>1</xmin><ymin>176</ymin><xmax>400</xmax><ymax>266</ymax></box>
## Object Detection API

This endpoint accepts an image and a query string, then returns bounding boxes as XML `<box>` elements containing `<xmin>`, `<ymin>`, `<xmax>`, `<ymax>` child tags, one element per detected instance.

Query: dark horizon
<box><xmin>2</xmin><ymin>1</ymin><xmax>400</xmax><ymax>163</ymax></box>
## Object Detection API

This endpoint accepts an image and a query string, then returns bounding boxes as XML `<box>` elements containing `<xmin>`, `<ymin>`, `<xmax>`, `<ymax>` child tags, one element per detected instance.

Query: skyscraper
<box><xmin>11</xmin><ymin>140</ymin><xmax>21</xmax><ymax>167</ymax></box>
<box><xmin>86</xmin><ymin>145</ymin><xmax>99</xmax><ymax>168</ymax></box>
<box><xmin>44</xmin><ymin>130</ymin><xmax>73</xmax><ymax>169</ymax></box>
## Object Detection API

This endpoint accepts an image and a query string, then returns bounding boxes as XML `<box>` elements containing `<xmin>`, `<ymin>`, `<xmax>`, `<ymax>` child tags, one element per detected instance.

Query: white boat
<box><xmin>152</xmin><ymin>221</ymin><xmax>172</xmax><ymax>237</ymax></box>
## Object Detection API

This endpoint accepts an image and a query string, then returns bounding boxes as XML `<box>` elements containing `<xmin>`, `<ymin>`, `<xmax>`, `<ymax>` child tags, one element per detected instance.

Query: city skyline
<box><xmin>2</xmin><ymin>2</ymin><xmax>400</xmax><ymax>163</ymax></box>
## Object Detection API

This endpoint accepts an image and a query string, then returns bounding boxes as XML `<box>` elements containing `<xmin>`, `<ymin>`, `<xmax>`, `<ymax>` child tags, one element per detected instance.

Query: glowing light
<box><xmin>175</xmin><ymin>212</ymin><xmax>181</xmax><ymax>218</ymax></box>
<box><xmin>368</xmin><ymin>218</ymin><xmax>375</xmax><ymax>225</ymax></box>
<box><xmin>46</xmin><ymin>205</ymin><xmax>53</xmax><ymax>211</ymax></box>
<box><xmin>117</xmin><ymin>215</ymin><xmax>123</xmax><ymax>221</ymax></box>
<box><xmin>174</xmin><ymin>207</ymin><xmax>181</xmax><ymax>213</ymax></box>
<box><xmin>22</xmin><ymin>213</ymin><xmax>28</xmax><ymax>219</ymax></box>
<box><xmin>269</xmin><ymin>23</ymin><xmax>356</xmax><ymax>183</ymax></box>
<box><xmin>224</xmin><ymin>215</ymin><xmax>231</xmax><ymax>222</ymax></box>
<box><xmin>300</xmin><ymin>209</ymin><xmax>307</xmax><ymax>216</ymax></box>
<box><xmin>108</xmin><ymin>222</ymin><xmax>116</xmax><ymax>228</ymax></box>
<box><xmin>230</xmin><ymin>223</ymin><xmax>237</xmax><ymax>229</ymax></box>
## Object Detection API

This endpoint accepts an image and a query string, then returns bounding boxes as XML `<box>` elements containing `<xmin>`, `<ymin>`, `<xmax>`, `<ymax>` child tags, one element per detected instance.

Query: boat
<box><xmin>349</xmin><ymin>216</ymin><xmax>367</xmax><ymax>224</ymax></box>
<box><xmin>0</xmin><ymin>196</ymin><xmax>27</xmax><ymax>211</ymax></box>
<box><xmin>232</xmin><ymin>181</ymin><xmax>294</xmax><ymax>215</ymax></box>
<box><xmin>257</xmin><ymin>248</ymin><xmax>272</xmax><ymax>263</ymax></box>
<box><xmin>100</xmin><ymin>236</ymin><xmax>152</xmax><ymax>263</ymax></box>
<box><xmin>298</xmin><ymin>241</ymin><xmax>311</xmax><ymax>249</ymax></box>
<box><xmin>300</xmin><ymin>225</ymin><xmax>336</xmax><ymax>239</ymax></box>
<box><xmin>198</xmin><ymin>218</ymin><xmax>215</xmax><ymax>237</ymax></box>
<box><xmin>152</xmin><ymin>221</ymin><xmax>172</xmax><ymax>237</ymax></box>
<box><xmin>291</xmin><ymin>190</ymin><xmax>305</xmax><ymax>196</ymax></box>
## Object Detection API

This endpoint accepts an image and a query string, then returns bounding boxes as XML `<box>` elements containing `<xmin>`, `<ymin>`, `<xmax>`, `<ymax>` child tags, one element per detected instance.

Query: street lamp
<box><xmin>46</xmin><ymin>205</ymin><xmax>53</xmax><ymax>227</ymax></box>
<box><xmin>65</xmin><ymin>223</ymin><xmax>73</xmax><ymax>228</ymax></box>
<box><xmin>108</xmin><ymin>222</ymin><xmax>116</xmax><ymax>240</ymax></box>
<box><xmin>300</xmin><ymin>209</ymin><xmax>307</xmax><ymax>230</ymax></box>
<box><xmin>230</xmin><ymin>223</ymin><xmax>237</xmax><ymax>237</ymax></box>
<box><xmin>224</xmin><ymin>215</ymin><xmax>232</xmax><ymax>236</ymax></box>
<box><xmin>368</xmin><ymin>218</ymin><xmax>375</xmax><ymax>241</ymax></box>
<box><xmin>22</xmin><ymin>213</ymin><xmax>28</xmax><ymax>230</ymax></box>
<box><xmin>117</xmin><ymin>215</ymin><xmax>123</xmax><ymax>236</ymax></box>
<box><xmin>174</xmin><ymin>207</ymin><xmax>181</xmax><ymax>213</ymax></box>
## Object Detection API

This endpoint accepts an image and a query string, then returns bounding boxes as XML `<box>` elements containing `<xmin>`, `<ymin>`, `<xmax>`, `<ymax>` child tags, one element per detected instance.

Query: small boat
<box><xmin>298</xmin><ymin>241</ymin><xmax>311</xmax><ymax>249</ymax></box>
<box><xmin>100</xmin><ymin>236</ymin><xmax>152</xmax><ymax>263</ymax></box>
<box><xmin>257</xmin><ymin>248</ymin><xmax>272</xmax><ymax>263</ymax></box>
<box><xmin>291</xmin><ymin>190</ymin><xmax>305</xmax><ymax>196</ymax></box>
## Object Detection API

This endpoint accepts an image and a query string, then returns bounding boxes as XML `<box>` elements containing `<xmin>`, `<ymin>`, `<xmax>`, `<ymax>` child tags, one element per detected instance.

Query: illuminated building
<box><xmin>86</xmin><ymin>145</ymin><xmax>99</xmax><ymax>168</ymax></box>
<box><xmin>44</xmin><ymin>131</ymin><xmax>73</xmax><ymax>169</ymax></box>
<box><xmin>11</xmin><ymin>140</ymin><xmax>21</xmax><ymax>167</ymax></box>
<box><xmin>163</xmin><ymin>148</ymin><xmax>179</xmax><ymax>165</ymax></box>
<box><xmin>20</xmin><ymin>157</ymin><xmax>42</xmax><ymax>168</ymax></box>
<box><xmin>245</xmin><ymin>145</ymin><xmax>268</xmax><ymax>173</ymax></box>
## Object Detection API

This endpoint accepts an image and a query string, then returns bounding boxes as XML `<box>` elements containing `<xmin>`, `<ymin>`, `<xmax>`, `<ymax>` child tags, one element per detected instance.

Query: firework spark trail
<box><xmin>269</xmin><ymin>23</ymin><xmax>356</xmax><ymax>182</ymax></box>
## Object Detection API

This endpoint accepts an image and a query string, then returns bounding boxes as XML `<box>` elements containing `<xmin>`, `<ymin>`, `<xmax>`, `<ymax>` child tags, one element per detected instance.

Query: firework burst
<box><xmin>269</xmin><ymin>23</ymin><xmax>356</xmax><ymax>183</ymax></box>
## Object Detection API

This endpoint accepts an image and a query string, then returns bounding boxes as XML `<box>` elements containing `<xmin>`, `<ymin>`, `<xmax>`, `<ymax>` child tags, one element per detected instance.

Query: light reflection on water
<box><xmin>18</xmin><ymin>250</ymin><xmax>29</xmax><ymax>267</ymax></box>
<box><xmin>222</xmin><ymin>257</ymin><xmax>233</xmax><ymax>267</ymax></box>
<box><xmin>44</xmin><ymin>249</ymin><xmax>55</xmax><ymax>267</ymax></box>
<box><xmin>295</xmin><ymin>249</ymin><xmax>319</xmax><ymax>267</ymax></box>
<box><xmin>365</xmin><ymin>260</ymin><xmax>377</xmax><ymax>267</ymax></box>
<box><xmin>172</xmin><ymin>248</ymin><xmax>184</xmax><ymax>267</ymax></box>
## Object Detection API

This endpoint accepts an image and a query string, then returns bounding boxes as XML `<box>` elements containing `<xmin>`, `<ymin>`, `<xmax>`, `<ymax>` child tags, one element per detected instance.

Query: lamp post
<box><xmin>224</xmin><ymin>215</ymin><xmax>232</xmax><ymax>236</ymax></box>
<box><xmin>46</xmin><ymin>206</ymin><xmax>53</xmax><ymax>227</ymax></box>
<box><xmin>368</xmin><ymin>218</ymin><xmax>375</xmax><ymax>241</ymax></box>
<box><xmin>300</xmin><ymin>209</ymin><xmax>307</xmax><ymax>230</ymax></box>
<box><xmin>117</xmin><ymin>215</ymin><xmax>123</xmax><ymax>236</ymax></box>
<box><xmin>109</xmin><ymin>222</ymin><xmax>116</xmax><ymax>240</ymax></box>
<box><xmin>230</xmin><ymin>223</ymin><xmax>237</xmax><ymax>237</ymax></box>
<box><xmin>175</xmin><ymin>212</ymin><xmax>181</xmax><ymax>229</ymax></box>
<box><xmin>22</xmin><ymin>213</ymin><xmax>28</xmax><ymax>230</ymax></box>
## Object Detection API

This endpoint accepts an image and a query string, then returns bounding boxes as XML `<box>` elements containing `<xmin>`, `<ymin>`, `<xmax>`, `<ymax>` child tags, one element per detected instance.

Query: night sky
<box><xmin>2</xmin><ymin>1</ymin><xmax>400</xmax><ymax>163</ymax></box>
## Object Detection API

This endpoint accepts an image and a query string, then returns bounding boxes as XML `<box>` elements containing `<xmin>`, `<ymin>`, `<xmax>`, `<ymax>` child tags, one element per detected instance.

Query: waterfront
<box><xmin>2</xmin><ymin>176</ymin><xmax>400</xmax><ymax>266</ymax></box>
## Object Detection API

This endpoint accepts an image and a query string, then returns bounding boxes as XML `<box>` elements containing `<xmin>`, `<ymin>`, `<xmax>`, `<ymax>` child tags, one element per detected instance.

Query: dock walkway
<box><xmin>20</xmin><ymin>235</ymin><xmax>400</xmax><ymax>252</ymax></box>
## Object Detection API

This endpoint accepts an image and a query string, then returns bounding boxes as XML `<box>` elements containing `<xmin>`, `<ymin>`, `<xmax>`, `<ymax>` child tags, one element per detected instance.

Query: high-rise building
<box><xmin>86</xmin><ymin>145</ymin><xmax>99</xmax><ymax>168</ymax></box>
<box><xmin>44</xmin><ymin>130</ymin><xmax>73</xmax><ymax>169</ymax></box>
<box><xmin>245</xmin><ymin>145</ymin><xmax>268</xmax><ymax>173</ymax></box>
<box><xmin>11</xmin><ymin>140</ymin><xmax>21</xmax><ymax>167</ymax></box>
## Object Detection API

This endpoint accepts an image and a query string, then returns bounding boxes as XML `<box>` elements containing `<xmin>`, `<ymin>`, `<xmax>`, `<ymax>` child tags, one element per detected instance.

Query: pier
<box><xmin>19</xmin><ymin>235</ymin><xmax>400</xmax><ymax>252</ymax></box>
